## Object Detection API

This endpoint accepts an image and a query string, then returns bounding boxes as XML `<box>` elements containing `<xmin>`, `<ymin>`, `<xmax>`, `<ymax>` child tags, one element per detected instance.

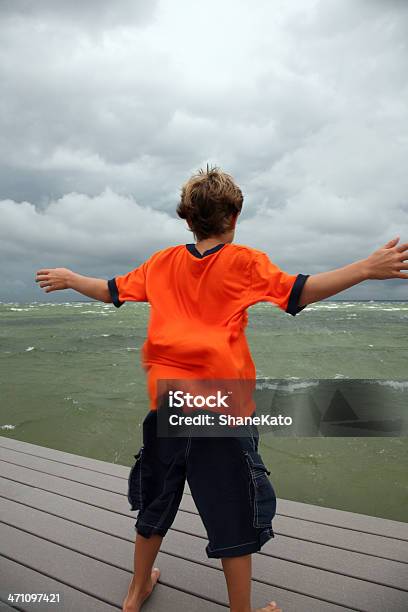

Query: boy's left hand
<box><xmin>364</xmin><ymin>237</ymin><xmax>408</xmax><ymax>280</ymax></box>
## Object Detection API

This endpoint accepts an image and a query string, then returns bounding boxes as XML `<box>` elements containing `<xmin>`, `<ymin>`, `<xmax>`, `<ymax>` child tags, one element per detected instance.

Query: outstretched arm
<box><xmin>35</xmin><ymin>268</ymin><xmax>111</xmax><ymax>303</ymax></box>
<box><xmin>299</xmin><ymin>237</ymin><xmax>408</xmax><ymax>307</ymax></box>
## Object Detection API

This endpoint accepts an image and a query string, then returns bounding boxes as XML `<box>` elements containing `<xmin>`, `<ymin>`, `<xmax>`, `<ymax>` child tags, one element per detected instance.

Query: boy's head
<box><xmin>177</xmin><ymin>164</ymin><xmax>243</xmax><ymax>241</ymax></box>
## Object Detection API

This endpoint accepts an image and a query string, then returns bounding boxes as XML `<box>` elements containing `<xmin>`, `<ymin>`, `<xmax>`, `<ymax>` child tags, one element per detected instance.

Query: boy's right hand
<box><xmin>35</xmin><ymin>268</ymin><xmax>74</xmax><ymax>293</ymax></box>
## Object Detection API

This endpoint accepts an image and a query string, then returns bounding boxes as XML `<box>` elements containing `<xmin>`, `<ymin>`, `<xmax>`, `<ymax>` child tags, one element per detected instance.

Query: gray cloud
<box><xmin>0</xmin><ymin>0</ymin><xmax>158</xmax><ymax>28</ymax></box>
<box><xmin>0</xmin><ymin>0</ymin><xmax>407</xmax><ymax>302</ymax></box>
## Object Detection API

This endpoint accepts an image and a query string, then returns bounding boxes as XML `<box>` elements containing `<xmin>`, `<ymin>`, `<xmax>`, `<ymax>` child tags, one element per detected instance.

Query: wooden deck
<box><xmin>0</xmin><ymin>436</ymin><xmax>407</xmax><ymax>611</ymax></box>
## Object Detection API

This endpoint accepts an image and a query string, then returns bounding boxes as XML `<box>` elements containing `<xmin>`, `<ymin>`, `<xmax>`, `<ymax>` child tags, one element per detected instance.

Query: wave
<box><xmin>376</xmin><ymin>380</ymin><xmax>408</xmax><ymax>391</ymax></box>
<box><xmin>9</xmin><ymin>307</ymin><xmax>31</xmax><ymax>312</ymax></box>
<box><xmin>255</xmin><ymin>379</ymin><xmax>320</xmax><ymax>392</ymax></box>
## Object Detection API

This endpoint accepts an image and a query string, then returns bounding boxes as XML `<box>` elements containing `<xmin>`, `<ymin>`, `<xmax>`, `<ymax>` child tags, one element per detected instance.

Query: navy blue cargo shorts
<box><xmin>127</xmin><ymin>409</ymin><xmax>276</xmax><ymax>558</ymax></box>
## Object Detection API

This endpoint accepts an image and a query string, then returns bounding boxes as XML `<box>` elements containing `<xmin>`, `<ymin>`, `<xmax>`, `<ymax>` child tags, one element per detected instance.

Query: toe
<box><xmin>151</xmin><ymin>567</ymin><xmax>160</xmax><ymax>586</ymax></box>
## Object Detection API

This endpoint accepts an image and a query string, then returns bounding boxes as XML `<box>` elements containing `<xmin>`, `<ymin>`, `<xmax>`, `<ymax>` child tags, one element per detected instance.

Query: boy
<box><xmin>35</xmin><ymin>166</ymin><xmax>408</xmax><ymax>612</ymax></box>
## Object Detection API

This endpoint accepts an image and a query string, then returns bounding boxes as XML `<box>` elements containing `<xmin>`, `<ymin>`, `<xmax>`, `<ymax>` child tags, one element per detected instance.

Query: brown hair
<box><xmin>177</xmin><ymin>164</ymin><xmax>243</xmax><ymax>240</ymax></box>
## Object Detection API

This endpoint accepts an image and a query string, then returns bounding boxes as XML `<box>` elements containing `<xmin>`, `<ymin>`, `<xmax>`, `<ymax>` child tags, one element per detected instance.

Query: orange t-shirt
<box><xmin>108</xmin><ymin>243</ymin><xmax>309</xmax><ymax>411</ymax></box>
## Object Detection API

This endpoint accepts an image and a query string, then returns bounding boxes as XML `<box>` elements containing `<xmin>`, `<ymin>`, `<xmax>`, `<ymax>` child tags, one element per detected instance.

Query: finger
<box><xmin>39</xmin><ymin>282</ymin><xmax>53</xmax><ymax>288</ymax></box>
<box><xmin>36</xmin><ymin>269</ymin><xmax>52</xmax><ymax>275</ymax></box>
<box><xmin>395</xmin><ymin>243</ymin><xmax>408</xmax><ymax>253</ymax></box>
<box><xmin>394</xmin><ymin>272</ymin><xmax>408</xmax><ymax>279</ymax></box>
<box><xmin>36</xmin><ymin>275</ymin><xmax>50</xmax><ymax>282</ymax></box>
<box><xmin>384</xmin><ymin>236</ymin><xmax>399</xmax><ymax>248</ymax></box>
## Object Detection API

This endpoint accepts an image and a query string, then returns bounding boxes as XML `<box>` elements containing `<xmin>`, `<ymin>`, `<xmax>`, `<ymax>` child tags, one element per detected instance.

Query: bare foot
<box><xmin>122</xmin><ymin>567</ymin><xmax>160</xmax><ymax>612</ymax></box>
<box><xmin>253</xmin><ymin>601</ymin><xmax>282</xmax><ymax>612</ymax></box>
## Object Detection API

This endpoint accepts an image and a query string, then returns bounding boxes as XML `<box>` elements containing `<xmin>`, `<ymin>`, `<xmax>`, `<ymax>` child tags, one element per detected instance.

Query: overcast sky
<box><xmin>1</xmin><ymin>0</ymin><xmax>407</xmax><ymax>302</ymax></box>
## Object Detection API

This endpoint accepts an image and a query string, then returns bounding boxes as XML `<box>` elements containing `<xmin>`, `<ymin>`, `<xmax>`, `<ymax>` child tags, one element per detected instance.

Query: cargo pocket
<box><xmin>243</xmin><ymin>450</ymin><xmax>276</xmax><ymax>528</ymax></box>
<box><xmin>127</xmin><ymin>446</ymin><xmax>144</xmax><ymax>512</ymax></box>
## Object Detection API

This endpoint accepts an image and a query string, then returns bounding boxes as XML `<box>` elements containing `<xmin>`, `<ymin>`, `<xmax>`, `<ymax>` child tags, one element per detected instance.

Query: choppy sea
<box><xmin>1</xmin><ymin>300</ymin><xmax>407</xmax><ymax>521</ymax></box>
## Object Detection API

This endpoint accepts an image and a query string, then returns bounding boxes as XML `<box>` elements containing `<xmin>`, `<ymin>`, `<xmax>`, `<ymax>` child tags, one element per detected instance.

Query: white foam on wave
<box><xmin>1</xmin><ymin>424</ymin><xmax>15</xmax><ymax>430</ymax></box>
<box><xmin>363</xmin><ymin>303</ymin><xmax>408</xmax><ymax>311</ymax></box>
<box><xmin>62</xmin><ymin>302</ymin><xmax>94</xmax><ymax>306</ymax></box>
<box><xmin>377</xmin><ymin>380</ymin><xmax>408</xmax><ymax>391</ymax></box>
<box><xmin>64</xmin><ymin>396</ymin><xmax>79</xmax><ymax>405</ymax></box>
<box><xmin>25</xmin><ymin>346</ymin><xmax>35</xmax><ymax>352</ymax></box>
<box><xmin>10</xmin><ymin>307</ymin><xmax>31</xmax><ymax>312</ymax></box>
<box><xmin>256</xmin><ymin>379</ymin><xmax>320</xmax><ymax>392</ymax></box>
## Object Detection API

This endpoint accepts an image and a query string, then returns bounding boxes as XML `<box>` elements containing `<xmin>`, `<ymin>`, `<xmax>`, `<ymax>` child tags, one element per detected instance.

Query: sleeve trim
<box><xmin>107</xmin><ymin>278</ymin><xmax>124</xmax><ymax>308</ymax></box>
<box><xmin>286</xmin><ymin>273</ymin><xmax>310</xmax><ymax>316</ymax></box>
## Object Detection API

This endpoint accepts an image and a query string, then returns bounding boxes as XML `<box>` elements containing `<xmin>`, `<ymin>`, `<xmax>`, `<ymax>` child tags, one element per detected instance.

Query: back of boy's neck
<box><xmin>195</xmin><ymin>237</ymin><xmax>228</xmax><ymax>254</ymax></box>
<box><xmin>196</xmin><ymin>232</ymin><xmax>234</xmax><ymax>249</ymax></box>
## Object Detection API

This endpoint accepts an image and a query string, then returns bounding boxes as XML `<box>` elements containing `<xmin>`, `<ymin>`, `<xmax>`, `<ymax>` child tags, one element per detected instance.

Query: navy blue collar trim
<box><xmin>186</xmin><ymin>243</ymin><xmax>225</xmax><ymax>259</ymax></box>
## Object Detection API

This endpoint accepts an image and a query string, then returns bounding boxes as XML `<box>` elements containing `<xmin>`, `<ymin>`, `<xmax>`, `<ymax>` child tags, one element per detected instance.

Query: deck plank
<box><xmin>0</xmin><ymin>437</ymin><xmax>128</xmax><ymax>478</ymax></box>
<box><xmin>0</xmin><ymin>446</ymin><xmax>126</xmax><ymax>495</ymax></box>
<box><xmin>275</xmin><ymin>497</ymin><xmax>408</xmax><ymax>540</ymax></box>
<box><xmin>0</xmin><ymin>600</ymin><xmax>18</xmax><ymax>611</ymax></box>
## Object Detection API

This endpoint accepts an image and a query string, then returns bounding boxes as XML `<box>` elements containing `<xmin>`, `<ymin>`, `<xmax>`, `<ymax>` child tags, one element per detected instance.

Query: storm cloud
<box><xmin>1</xmin><ymin>0</ymin><xmax>407</xmax><ymax>301</ymax></box>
